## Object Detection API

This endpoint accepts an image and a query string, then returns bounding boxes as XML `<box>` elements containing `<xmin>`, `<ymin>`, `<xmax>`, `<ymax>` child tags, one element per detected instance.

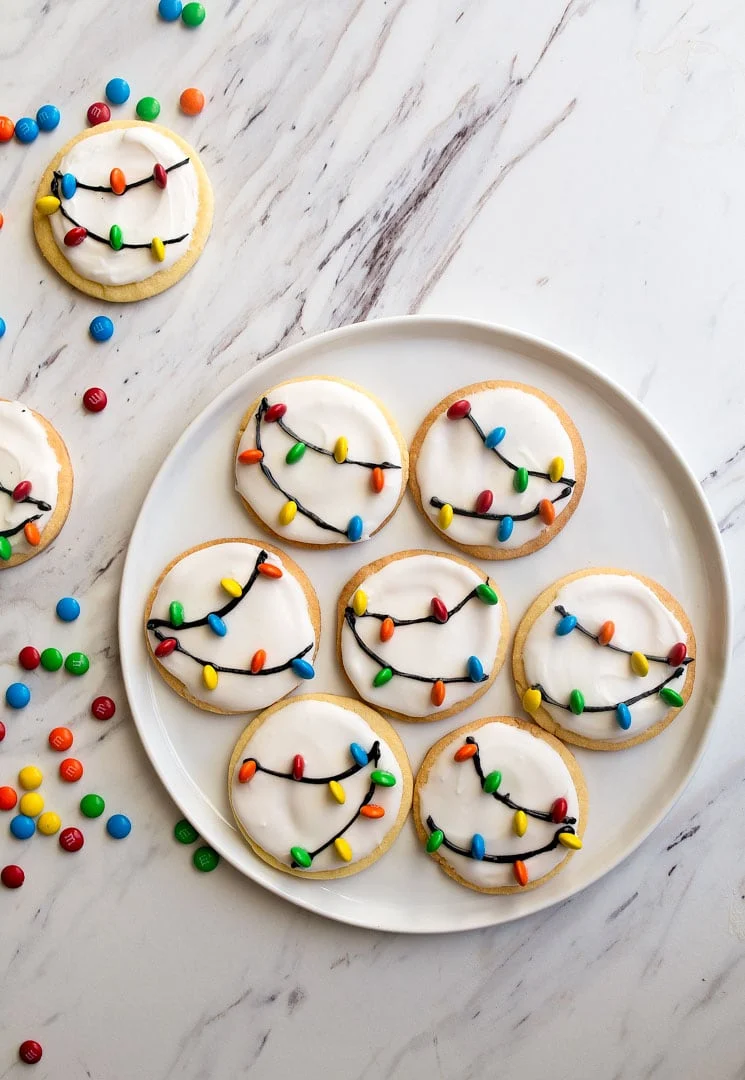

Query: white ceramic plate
<box><xmin>119</xmin><ymin>317</ymin><xmax>731</xmax><ymax>933</ymax></box>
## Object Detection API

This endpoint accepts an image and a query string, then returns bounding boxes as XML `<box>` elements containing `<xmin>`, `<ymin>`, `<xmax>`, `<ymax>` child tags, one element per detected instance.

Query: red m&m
<box><xmin>668</xmin><ymin>642</ymin><xmax>687</xmax><ymax>667</ymax></box>
<box><xmin>447</xmin><ymin>399</ymin><xmax>471</xmax><ymax>420</ymax></box>
<box><xmin>91</xmin><ymin>696</ymin><xmax>116</xmax><ymax>720</ymax></box>
<box><xmin>18</xmin><ymin>1040</ymin><xmax>42</xmax><ymax>1064</ymax></box>
<box><xmin>12</xmin><ymin>480</ymin><xmax>32</xmax><ymax>501</ymax></box>
<box><xmin>87</xmin><ymin>101</ymin><xmax>111</xmax><ymax>126</ymax></box>
<box><xmin>59</xmin><ymin>826</ymin><xmax>84</xmax><ymax>852</ymax></box>
<box><xmin>264</xmin><ymin>403</ymin><xmax>287</xmax><ymax>423</ymax></box>
<box><xmin>83</xmin><ymin>387</ymin><xmax>107</xmax><ymax>412</ymax></box>
<box><xmin>2</xmin><ymin>864</ymin><xmax>25</xmax><ymax>889</ymax></box>
<box><xmin>18</xmin><ymin>646</ymin><xmax>40</xmax><ymax>670</ymax></box>
<box><xmin>0</xmin><ymin>786</ymin><xmax>17</xmax><ymax>811</ymax></box>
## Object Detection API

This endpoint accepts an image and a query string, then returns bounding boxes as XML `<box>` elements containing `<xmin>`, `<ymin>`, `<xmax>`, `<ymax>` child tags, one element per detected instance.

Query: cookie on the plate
<box><xmin>513</xmin><ymin>568</ymin><xmax>696</xmax><ymax>750</ymax></box>
<box><xmin>228</xmin><ymin>693</ymin><xmax>413</xmax><ymax>878</ymax></box>
<box><xmin>0</xmin><ymin>399</ymin><xmax>73</xmax><ymax>569</ymax></box>
<box><xmin>235</xmin><ymin>376</ymin><xmax>408</xmax><ymax>548</ymax></box>
<box><xmin>337</xmin><ymin>549</ymin><xmax>508</xmax><ymax>722</ymax></box>
<box><xmin>144</xmin><ymin>539</ymin><xmax>320</xmax><ymax>715</ymax></box>
<box><xmin>414</xmin><ymin>716</ymin><xmax>587</xmax><ymax>894</ymax></box>
<box><xmin>33</xmin><ymin>120</ymin><xmax>213</xmax><ymax>302</ymax></box>
<box><xmin>409</xmin><ymin>381</ymin><xmax>586</xmax><ymax>560</ymax></box>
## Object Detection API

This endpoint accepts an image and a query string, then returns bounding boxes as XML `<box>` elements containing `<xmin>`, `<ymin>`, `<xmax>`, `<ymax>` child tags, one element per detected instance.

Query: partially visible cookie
<box><xmin>33</xmin><ymin>120</ymin><xmax>213</xmax><ymax>302</ymax></box>
<box><xmin>144</xmin><ymin>539</ymin><xmax>320</xmax><ymax>715</ymax></box>
<box><xmin>414</xmin><ymin>716</ymin><xmax>588</xmax><ymax>894</ymax></box>
<box><xmin>228</xmin><ymin>694</ymin><xmax>413</xmax><ymax>879</ymax></box>
<box><xmin>337</xmin><ymin>549</ymin><xmax>508</xmax><ymax>722</ymax></box>
<box><xmin>409</xmin><ymin>381</ymin><xmax>586</xmax><ymax>560</ymax></box>
<box><xmin>0</xmin><ymin>399</ymin><xmax>73</xmax><ymax>569</ymax></box>
<box><xmin>234</xmin><ymin>376</ymin><xmax>408</xmax><ymax>548</ymax></box>
<box><xmin>513</xmin><ymin>568</ymin><xmax>696</xmax><ymax>750</ymax></box>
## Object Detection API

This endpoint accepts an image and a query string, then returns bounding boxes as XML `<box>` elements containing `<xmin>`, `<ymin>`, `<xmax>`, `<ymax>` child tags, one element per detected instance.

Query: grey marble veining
<box><xmin>2</xmin><ymin>0</ymin><xmax>744</xmax><ymax>1077</ymax></box>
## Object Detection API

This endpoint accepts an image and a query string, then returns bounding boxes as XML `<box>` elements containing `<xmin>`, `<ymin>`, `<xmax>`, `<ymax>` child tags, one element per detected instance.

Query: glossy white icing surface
<box><xmin>418</xmin><ymin>722</ymin><xmax>581</xmax><ymax>889</ymax></box>
<box><xmin>0</xmin><ymin>401</ymin><xmax>59</xmax><ymax>554</ymax></box>
<box><xmin>415</xmin><ymin>386</ymin><xmax>577</xmax><ymax>549</ymax></box>
<box><xmin>235</xmin><ymin>379</ymin><xmax>404</xmax><ymax>545</ymax></box>
<box><xmin>231</xmin><ymin>698</ymin><xmax>405</xmax><ymax>870</ymax></box>
<box><xmin>49</xmin><ymin>126</ymin><xmax>199</xmax><ymax>285</ymax></box>
<box><xmin>147</xmin><ymin>542</ymin><xmax>316</xmax><ymax>712</ymax></box>
<box><xmin>340</xmin><ymin>552</ymin><xmax>505</xmax><ymax>717</ymax></box>
<box><xmin>523</xmin><ymin>574</ymin><xmax>688</xmax><ymax>741</ymax></box>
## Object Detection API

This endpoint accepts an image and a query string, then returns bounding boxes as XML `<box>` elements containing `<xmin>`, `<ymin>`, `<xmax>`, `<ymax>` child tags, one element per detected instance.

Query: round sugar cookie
<box><xmin>409</xmin><ymin>381</ymin><xmax>586</xmax><ymax>559</ymax></box>
<box><xmin>513</xmin><ymin>568</ymin><xmax>696</xmax><ymax>750</ymax></box>
<box><xmin>0</xmin><ymin>400</ymin><xmax>73</xmax><ymax>569</ymax></box>
<box><xmin>337</xmin><ymin>549</ymin><xmax>508</xmax><ymax>722</ymax></box>
<box><xmin>228</xmin><ymin>694</ymin><xmax>413</xmax><ymax>878</ymax></box>
<box><xmin>144</xmin><ymin>539</ymin><xmax>320</xmax><ymax>715</ymax></box>
<box><xmin>234</xmin><ymin>376</ymin><xmax>408</xmax><ymax>548</ymax></box>
<box><xmin>33</xmin><ymin>120</ymin><xmax>213</xmax><ymax>302</ymax></box>
<box><xmin>414</xmin><ymin>716</ymin><xmax>588</xmax><ymax>894</ymax></box>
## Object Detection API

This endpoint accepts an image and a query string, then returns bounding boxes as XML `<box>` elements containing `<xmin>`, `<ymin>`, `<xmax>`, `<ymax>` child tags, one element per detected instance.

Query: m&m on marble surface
<box><xmin>19</xmin><ymin>792</ymin><xmax>44</xmax><ymax>817</ymax></box>
<box><xmin>59</xmin><ymin>758</ymin><xmax>83</xmax><ymax>782</ymax></box>
<box><xmin>0</xmin><ymin>787</ymin><xmax>17</xmax><ymax>811</ymax></box>
<box><xmin>193</xmin><ymin>845</ymin><xmax>219</xmax><ymax>871</ymax></box>
<box><xmin>80</xmin><ymin>793</ymin><xmax>105</xmax><ymax>818</ymax></box>
<box><xmin>89</xmin><ymin>315</ymin><xmax>114</xmax><ymax>342</ymax></box>
<box><xmin>182</xmin><ymin>1</ymin><xmax>206</xmax><ymax>25</ymax></box>
<box><xmin>15</xmin><ymin>117</ymin><xmax>39</xmax><ymax>143</ymax></box>
<box><xmin>0</xmin><ymin>116</ymin><xmax>14</xmax><ymax>141</ymax></box>
<box><xmin>158</xmin><ymin>0</ymin><xmax>182</xmax><ymax>19</ymax></box>
<box><xmin>48</xmin><ymin>727</ymin><xmax>73</xmax><ymax>751</ymax></box>
<box><xmin>87</xmin><ymin>101</ymin><xmax>111</xmax><ymax>126</ymax></box>
<box><xmin>59</xmin><ymin>826</ymin><xmax>84</xmax><ymax>852</ymax></box>
<box><xmin>5</xmin><ymin>682</ymin><xmax>30</xmax><ymax>709</ymax></box>
<box><xmin>65</xmin><ymin>651</ymin><xmax>90</xmax><ymax>675</ymax></box>
<box><xmin>18</xmin><ymin>1040</ymin><xmax>42</xmax><ymax>1064</ymax></box>
<box><xmin>136</xmin><ymin>96</ymin><xmax>161</xmax><ymax>122</ymax></box>
<box><xmin>56</xmin><ymin>596</ymin><xmax>81</xmax><ymax>622</ymax></box>
<box><xmin>0</xmin><ymin>720</ymin><xmax>5</xmax><ymax>742</ymax></box>
<box><xmin>1</xmin><ymin>864</ymin><xmax>25</xmax><ymax>888</ymax></box>
<box><xmin>18</xmin><ymin>646</ymin><xmax>40</xmax><ymax>670</ymax></box>
<box><xmin>105</xmin><ymin>77</ymin><xmax>130</xmax><ymax>105</ymax></box>
<box><xmin>36</xmin><ymin>104</ymin><xmax>60</xmax><ymax>131</ymax></box>
<box><xmin>174</xmin><ymin>818</ymin><xmax>199</xmax><ymax>844</ymax></box>
<box><xmin>18</xmin><ymin>766</ymin><xmax>42</xmax><ymax>791</ymax></box>
<box><xmin>106</xmin><ymin>813</ymin><xmax>131</xmax><ymax>839</ymax></box>
<box><xmin>91</xmin><ymin>695</ymin><xmax>116</xmax><ymax>720</ymax></box>
<box><xmin>0</xmin><ymin>317</ymin><xmax>6</xmax><ymax>339</ymax></box>
<box><xmin>10</xmin><ymin>815</ymin><xmax>35</xmax><ymax>839</ymax></box>
<box><xmin>37</xmin><ymin>811</ymin><xmax>61</xmax><ymax>835</ymax></box>
<box><xmin>180</xmin><ymin>87</ymin><xmax>205</xmax><ymax>115</ymax></box>
<box><xmin>83</xmin><ymin>387</ymin><xmax>108</xmax><ymax>413</ymax></box>
<box><xmin>40</xmin><ymin>647</ymin><xmax>63</xmax><ymax>671</ymax></box>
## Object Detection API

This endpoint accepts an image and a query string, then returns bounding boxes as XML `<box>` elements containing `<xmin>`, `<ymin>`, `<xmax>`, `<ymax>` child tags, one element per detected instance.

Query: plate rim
<box><xmin>118</xmin><ymin>314</ymin><xmax>733</xmax><ymax>934</ymax></box>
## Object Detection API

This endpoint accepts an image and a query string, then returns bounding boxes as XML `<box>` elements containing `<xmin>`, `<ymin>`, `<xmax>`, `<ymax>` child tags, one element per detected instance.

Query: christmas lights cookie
<box><xmin>513</xmin><ymin>569</ymin><xmax>696</xmax><ymax>750</ymax></box>
<box><xmin>144</xmin><ymin>539</ymin><xmax>320</xmax><ymax>715</ymax></box>
<box><xmin>235</xmin><ymin>377</ymin><xmax>408</xmax><ymax>547</ymax></box>
<box><xmin>0</xmin><ymin>400</ymin><xmax>73</xmax><ymax>569</ymax></box>
<box><xmin>33</xmin><ymin>120</ymin><xmax>213</xmax><ymax>302</ymax></box>
<box><xmin>409</xmin><ymin>382</ymin><xmax>586</xmax><ymax>559</ymax></box>
<box><xmin>414</xmin><ymin>716</ymin><xmax>587</xmax><ymax>894</ymax></box>
<box><xmin>229</xmin><ymin>694</ymin><xmax>413</xmax><ymax>878</ymax></box>
<box><xmin>337</xmin><ymin>549</ymin><xmax>508</xmax><ymax>722</ymax></box>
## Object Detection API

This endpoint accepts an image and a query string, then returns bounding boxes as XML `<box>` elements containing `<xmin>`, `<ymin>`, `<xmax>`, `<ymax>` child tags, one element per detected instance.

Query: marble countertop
<box><xmin>2</xmin><ymin>1</ymin><xmax>743</xmax><ymax>1077</ymax></box>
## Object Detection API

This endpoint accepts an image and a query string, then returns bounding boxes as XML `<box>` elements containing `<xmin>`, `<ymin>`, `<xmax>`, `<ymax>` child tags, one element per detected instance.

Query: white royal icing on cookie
<box><xmin>418</xmin><ymin>722</ymin><xmax>581</xmax><ymax>889</ymax></box>
<box><xmin>340</xmin><ymin>553</ymin><xmax>505</xmax><ymax>718</ymax></box>
<box><xmin>231</xmin><ymin>698</ymin><xmax>405</xmax><ymax>871</ymax></box>
<box><xmin>0</xmin><ymin>401</ymin><xmax>60</xmax><ymax>555</ymax></box>
<box><xmin>235</xmin><ymin>379</ymin><xmax>404</xmax><ymax>545</ymax></box>
<box><xmin>49</xmin><ymin>127</ymin><xmax>199</xmax><ymax>286</ymax></box>
<box><xmin>146</xmin><ymin>542</ymin><xmax>316</xmax><ymax>713</ymax></box>
<box><xmin>522</xmin><ymin>574</ymin><xmax>688</xmax><ymax>741</ymax></box>
<box><xmin>415</xmin><ymin>386</ymin><xmax>577</xmax><ymax>550</ymax></box>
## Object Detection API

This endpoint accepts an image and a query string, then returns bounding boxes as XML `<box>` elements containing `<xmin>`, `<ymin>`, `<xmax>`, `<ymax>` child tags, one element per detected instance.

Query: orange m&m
<box><xmin>48</xmin><ymin>727</ymin><xmax>73</xmax><ymax>752</ymax></box>
<box><xmin>0</xmin><ymin>117</ymin><xmax>14</xmax><ymax>142</ymax></box>
<box><xmin>179</xmin><ymin>87</ymin><xmax>205</xmax><ymax>116</ymax></box>
<box><xmin>453</xmin><ymin>743</ymin><xmax>477</xmax><ymax>762</ymax></box>
<box><xmin>59</xmin><ymin>757</ymin><xmax>83</xmax><ymax>782</ymax></box>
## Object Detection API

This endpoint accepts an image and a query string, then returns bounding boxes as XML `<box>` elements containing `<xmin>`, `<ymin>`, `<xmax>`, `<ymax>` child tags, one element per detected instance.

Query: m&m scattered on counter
<box><xmin>83</xmin><ymin>387</ymin><xmax>108</xmax><ymax>413</ymax></box>
<box><xmin>0</xmin><ymin>116</ymin><xmax>14</xmax><ymax>141</ymax></box>
<box><xmin>91</xmin><ymin>696</ymin><xmax>116</xmax><ymax>720</ymax></box>
<box><xmin>89</xmin><ymin>315</ymin><xmax>114</xmax><ymax>342</ymax></box>
<box><xmin>38</xmin><ymin>812</ymin><xmax>61</xmax><ymax>835</ymax></box>
<box><xmin>136</xmin><ymin>96</ymin><xmax>161</xmax><ymax>122</ymax></box>
<box><xmin>18</xmin><ymin>646</ymin><xmax>40</xmax><ymax>670</ymax></box>
<box><xmin>80</xmin><ymin>793</ymin><xmax>105</xmax><ymax>818</ymax></box>
<box><xmin>18</xmin><ymin>766</ymin><xmax>42</xmax><ymax>791</ymax></box>
<box><xmin>36</xmin><ymin>104</ymin><xmax>60</xmax><ymax>131</ymax></box>
<box><xmin>106</xmin><ymin>813</ymin><xmax>131</xmax><ymax>839</ymax></box>
<box><xmin>105</xmin><ymin>77</ymin><xmax>130</xmax><ymax>105</ymax></box>
<box><xmin>0</xmin><ymin>786</ymin><xmax>17</xmax><ymax>810</ymax></box>
<box><xmin>40</xmin><ymin>648</ymin><xmax>63</xmax><ymax>671</ymax></box>
<box><xmin>180</xmin><ymin>87</ymin><xmax>205</xmax><ymax>115</ymax></box>
<box><xmin>87</xmin><ymin>101</ymin><xmax>111</xmax><ymax>126</ymax></box>
<box><xmin>14</xmin><ymin>118</ymin><xmax>39</xmax><ymax>143</ymax></box>
<box><xmin>18</xmin><ymin>1040</ymin><xmax>43</xmax><ymax>1064</ymax></box>
<box><xmin>56</xmin><ymin>596</ymin><xmax>81</xmax><ymax>622</ymax></box>
<box><xmin>5</xmin><ymin>682</ymin><xmax>31</xmax><ymax>709</ymax></box>
<box><xmin>1</xmin><ymin>864</ymin><xmax>25</xmax><ymax>889</ymax></box>
<box><xmin>193</xmin><ymin>846</ymin><xmax>219</xmax><ymax>871</ymax></box>
<box><xmin>59</xmin><ymin>758</ymin><xmax>83</xmax><ymax>783</ymax></box>
<box><xmin>59</xmin><ymin>826</ymin><xmax>84</xmax><ymax>852</ymax></box>
<box><xmin>10</xmin><ymin>815</ymin><xmax>35</xmax><ymax>840</ymax></box>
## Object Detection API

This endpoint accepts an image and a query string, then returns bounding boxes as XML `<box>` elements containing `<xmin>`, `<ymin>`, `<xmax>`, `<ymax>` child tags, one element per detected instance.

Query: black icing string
<box><xmin>0</xmin><ymin>514</ymin><xmax>43</xmax><ymax>540</ymax></box>
<box><xmin>296</xmin><ymin>781</ymin><xmax>377</xmax><ymax>866</ymax></box>
<box><xmin>55</xmin><ymin>158</ymin><xmax>189</xmax><ymax>195</ymax></box>
<box><xmin>146</xmin><ymin>548</ymin><xmax>314</xmax><ymax>678</ymax></box>
<box><xmin>530</xmin><ymin>666</ymin><xmax>687</xmax><ymax>714</ymax></box>
<box><xmin>463</xmin><ymin>411</ymin><xmax>576</xmax><ymax>487</ymax></box>
<box><xmin>425</xmin><ymin>815</ymin><xmax>577</xmax><ymax>864</ymax></box>
<box><xmin>553</xmin><ymin>605</ymin><xmax>695</xmax><ymax>667</ymax></box>
<box><xmin>0</xmin><ymin>483</ymin><xmax>51</xmax><ymax>512</ymax></box>
<box><xmin>243</xmin><ymin>742</ymin><xmax>380</xmax><ymax>785</ymax></box>
<box><xmin>275</xmin><ymin>415</ymin><xmax>401</xmax><ymax>473</ymax></box>
<box><xmin>464</xmin><ymin>737</ymin><xmax>576</xmax><ymax>824</ymax></box>
<box><xmin>429</xmin><ymin>487</ymin><xmax>572</xmax><ymax>523</ymax></box>
<box><xmin>343</xmin><ymin>585</ymin><xmax>493</xmax><ymax>686</ymax></box>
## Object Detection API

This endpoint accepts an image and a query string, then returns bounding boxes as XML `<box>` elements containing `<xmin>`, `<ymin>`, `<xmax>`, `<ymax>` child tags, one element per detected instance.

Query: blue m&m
<box><xmin>349</xmin><ymin>742</ymin><xmax>368</xmax><ymax>766</ymax></box>
<box><xmin>467</xmin><ymin>655</ymin><xmax>484</xmax><ymax>683</ymax></box>
<box><xmin>105</xmin><ymin>78</ymin><xmax>130</xmax><ymax>105</ymax></box>
<box><xmin>56</xmin><ymin>597</ymin><xmax>81</xmax><ymax>622</ymax></box>
<box><xmin>346</xmin><ymin>515</ymin><xmax>363</xmax><ymax>542</ymax></box>
<box><xmin>158</xmin><ymin>0</ymin><xmax>183</xmax><ymax>19</ymax></box>
<box><xmin>36</xmin><ymin>105</ymin><xmax>60</xmax><ymax>131</ymax></box>
<box><xmin>5</xmin><ymin>683</ymin><xmax>30</xmax><ymax>709</ymax></box>
<box><xmin>60</xmin><ymin>173</ymin><xmax>77</xmax><ymax>199</ymax></box>
<box><xmin>10</xmin><ymin>814</ymin><xmax>35</xmax><ymax>840</ymax></box>
<box><xmin>15</xmin><ymin>118</ymin><xmax>39</xmax><ymax>144</ymax></box>
<box><xmin>0</xmin><ymin>317</ymin><xmax>5</xmax><ymax>339</ymax></box>
<box><xmin>89</xmin><ymin>316</ymin><xmax>114</xmax><ymax>342</ymax></box>
<box><xmin>555</xmin><ymin>613</ymin><xmax>577</xmax><ymax>636</ymax></box>
<box><xmin>106</xmin><ymin>813</ymin><xmax>131</xmax><ymax>839</ymax></box>
<box><xmin>206</xmin><ymin>613</ymin><xmax>227</xmax><ymax>636</ymax></box>
<box><xmin>497</xmin><ymin>516</ymin><xmax>514</xmax><ymax>542</ymax></box>
<box><xmin>291</xmin><ymin>658</ymin><xmax>315</xmax><ymax>680</ymax></box>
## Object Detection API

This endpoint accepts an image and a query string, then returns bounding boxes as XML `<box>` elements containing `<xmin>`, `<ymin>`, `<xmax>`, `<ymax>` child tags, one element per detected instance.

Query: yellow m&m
<box><xmin>522</xmin><ymin>688</ymin><xmax>542</xmax><ymax>716</ymax></box>
<box><xmin>19</xmin><ymin>792</ymin><xmax>44</xmax><ymax>817</ymax></box>
<box><xmin>37</xmin><ymin>811</ymin><xmax>61</xmax><ymax>836</ymax></box>
<box><xmin>18</xmin><ymin>765</ymin><xmax>43</xmax><ymax>791</ymax></box>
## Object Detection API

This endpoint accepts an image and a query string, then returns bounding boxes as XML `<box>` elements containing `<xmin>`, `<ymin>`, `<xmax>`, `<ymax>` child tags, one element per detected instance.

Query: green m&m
<box><xmin>136</xmin><ymin>96</ymin><xmax>161</xmax><ymax>122</ymax></box>
<box><xmin>80</xmin><ymin>793</ymin><xmax>105</xmax><ymax>818</ymax></box>
<box><xmin>65</xmin><ymin>651</ymin><xmax>90</xmax><ymax>676</ymax></box>
<box><xmin>0</xmin><ymin>536</ymin><xmax>11</xmax><ymax>560</ymax></box>
<box><xmin>193</xmin><ymin>846</ymin><xmax>219</xmax><ymax>872</ymax></box>
<box><xmin>40</xmin><ymin>647</ymin><xmax>63</xmax><ymax>671</ymax></box>
<box><xmin>174</xmin><ymin>819</ymin><xmax>199</xmax><ymax>844</ymax></box>
<box><xmin>182</xmin><ymin>2</ymin><xmax>206</xmax><ymax>26</ymax></box>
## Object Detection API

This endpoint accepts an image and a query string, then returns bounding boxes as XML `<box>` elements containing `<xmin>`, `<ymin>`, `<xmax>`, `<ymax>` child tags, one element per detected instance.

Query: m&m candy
<box><xmin>59</xmin><ymin>826</ymin><xmax>84</xmax><ymax>852</ymax></box>
<box><xmin>105</xmin><ymin>78</ymin><xmax>130</xmax><ymax>105</ymax></box>
<box><xmin>59</xmin><ymin>758</ymin><xmax>83</xmax><ymax>782</ymax></box>
<box><xmin>193</xmin><ymin>845</ymin><xmax>219</xmax><ymax>871</ymax></box>
<box><xmin>36</xmin><ymin>104</ymin><xmax>60</xmax><ymax>131</ymax></box>
<box><xmin>40</xmin><ymin>647</ymin><xmax>63</xmax><ymax>671</ymax></box>
<box><xmin>18</xmin><ymin>1041</ymin><xmax>43</xmax><ymax>1065</ymax></box>
<box><xmin>0</xmin><ymin>787</ymin><xmax>18</xmax><ymax>811</ymax></box>
<box><xmin>80</xmin><ymin>793</ymin><xmax>105</xmax><ymax>818</ymax></box>
<box><xmin>15</xmin><ymin>118</ymin><xmax>39</xmax><ymax>143</ymax></box>
<box><xmin>18</xmin><ymin>646</ymin><xmax>40</xmax><ymax>670</ymax></box>
<box><xmin>0</xmin><ymin>720</ymin><xmax>4</xmax><ymax>742</ymax></box>
<box><xmin>106</xmin><ymin>813</ymin><xmax>131</xmax><ymax>839</ymax></box>
<box><xmin>1</xmin><ymin>864</ymin><xmax>25</xmax><ymax>889</ymax></box>
<box><xmin>19</xmin><ymin>792</ymin><xmax>44</xmax><ymax>818</ymax></box>
<box><xmin>158</xmin><ymin>0</ymin><xmax>183</xmax><ymax>19</ymax></box>
<box><xmin>87</xmin><ymin>101</ymin><xmax>111</xmax><ymax>126</ymax></box>
<box><xmin>48</xmin><ymin>727</ymin><xmax>73</xmax><ymax>751</ymax></box>
<box><xmin>174</xmin><ymin>818</ymin><xmax>199</xmax><ymax>844</ymax></box>
<box><xmin>56</xmin><ymin>596</ymin><xmax>81</xmax><ymax>622</ymax></box>
<box><xmin>37</xmin><ymin>812</ymin><xmax>61</xmax><ymax>835</ymax></box>
<box><xmin>182</xmin><ymin>1</ymin><xmax>206</xmax><ymax>25</ymax></box>
<box><xmin>89</xmin><ymin>316</ymin><xmax>114</xmax><ymax>342</ymax></box>
<box><xmin>136</xmin><ymin>96</ymin><xmax>161</xmax><ymax>122</ymax></box>
<box><xmin>91</xmin><ymin>696</ymin><xmax>116</xmax><ymax>720</ymax></box>
<box><xmin>10</xmin><ymin>814</ymin><xmax>35</xmax><ymax>840</ymax></box>
<box><xmin>0</xmin><ymin>316</ymin><xmax>5</xmax><ymax>339</ymax></box>
<box><xmin>65</xmin><ymin>651</ymin><xmax>90</xmax><ymax>675</ymax></box>
<box><xmin>18</xmin><ymin>766</ymin><xmax>42</xmax><ymax>791</ymax></box>
<box><xmin>180</xmin><ymin>87</ymin><xmax>205</xmax><ymax>115</ymax></box>
<box><xmin>5</xmin><ymin>682</ymin><xmax>30</xmax><ymax>709</ymax></box>
<box><xmin>0</xmin><ymin>116</ymin><xmax>14</xmax><ymax>141</ymax></box>
<box><xmin>83</xmin><ymin>387</ymin><xmax>107</xmax><ymax>413</ymax></box>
